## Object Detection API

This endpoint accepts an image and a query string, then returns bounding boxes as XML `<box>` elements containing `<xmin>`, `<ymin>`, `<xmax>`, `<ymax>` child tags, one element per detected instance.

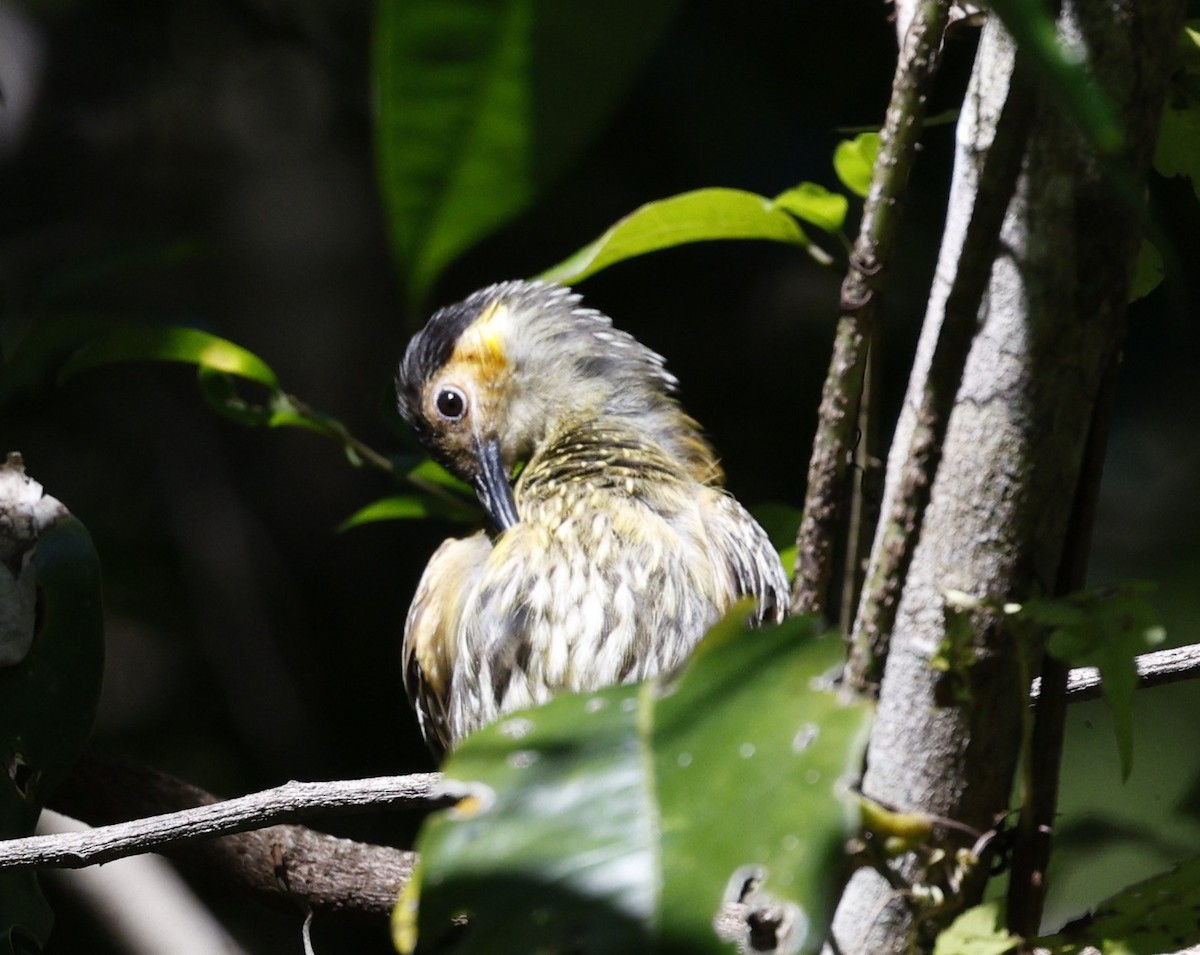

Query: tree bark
<box><xmin>831</xmin><ymin>2</ymin><xmax>1183</xmax><ymax>951</ymax></box>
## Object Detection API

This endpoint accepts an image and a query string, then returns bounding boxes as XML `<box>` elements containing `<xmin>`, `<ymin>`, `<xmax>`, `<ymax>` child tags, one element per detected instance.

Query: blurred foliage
<box><xmin>373</xmin><ymin>0</ymin><xmax>683</xmax><ymax>314</ymax></box>
<box><xmin>933</xmin><ymin>902</ymin><xmax>1019</xmax><ymax>955</ymax></box>
<box><xmin>1039</xmin><ymin>856</ymin><xmax>1200</xmax><ymax>954</ymax></box>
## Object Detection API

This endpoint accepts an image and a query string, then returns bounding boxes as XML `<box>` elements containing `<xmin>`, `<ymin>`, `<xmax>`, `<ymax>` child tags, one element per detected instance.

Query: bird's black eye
<box><xmin>435</xmin><ymin>386</ymin><xmax>467</xmax><ymax>421</ymax></box>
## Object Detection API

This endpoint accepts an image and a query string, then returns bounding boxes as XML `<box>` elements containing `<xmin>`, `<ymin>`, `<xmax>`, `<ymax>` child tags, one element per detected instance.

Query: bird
<box><xmin>396</xmin><ymin>279</ymin><xmax>789</xmax><ymax>754</ymax></box>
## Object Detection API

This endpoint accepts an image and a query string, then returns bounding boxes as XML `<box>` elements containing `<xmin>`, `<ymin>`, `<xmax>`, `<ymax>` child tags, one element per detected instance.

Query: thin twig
<box><xmin>791</xmin><ymin>0</ymin><xmax>952</xmax><ymax>618</ymax></box>
<box><xmin>1</xmin><ymin>772</ymin><xmax>467</xmax><ymax>871</ymax></box>
<box><xmin>1041</xmin><ymin>644</ymin><xmax>1200</xmax><ymax>704</ymax></box>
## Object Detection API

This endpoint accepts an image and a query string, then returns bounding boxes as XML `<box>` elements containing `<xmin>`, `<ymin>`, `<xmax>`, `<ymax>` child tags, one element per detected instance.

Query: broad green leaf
<box><xmin>1021</xmin><ymin>584</ymin><xmax>1165</xmax><ymax>779</ymax></box>
<box><xmin>933</xmin><ymin>902</ymin><xmax>1020</xmax><ymax>955</ymax></box>
<box><xmin>400</xmin><ymin>615</ymin><xmax>868</xmax><ymax>954</ymax></box>
<box><xmin>1037</xmin><ymin>856</ymin><xmax>1200</xmax><ymax>955</ymax></box>
<box><xmin>772</xmin><ymin>182</ymin><xmax>850</xmax><ymax>234</ymax></box>
<box><xmin>986</xmin><ymin>0</ymin><xmax>1122</xmax><ymax>154</ymax></box>
<box><xmin>539</xmin><ymin>188</ymin><xmax>818</xmax><ymax>286</ymax></box>
<box><xmin>58</xmin><ymin>326</ymin><xmax>279</xmax><ymax>388</ymax></box>
<box><xmin>375</xmin><ymin>0</ymin><xmax>534</xmax><ymax>310</ymax></box>
<box><xmin>833</xmin><ymin>133</ymin><xmax>880</xmax><ymax>199</ymax></box>
<box><xmin>374</xmin><ymin>0</ymin><xmax>681</xmax><ymax>312</ymax></box>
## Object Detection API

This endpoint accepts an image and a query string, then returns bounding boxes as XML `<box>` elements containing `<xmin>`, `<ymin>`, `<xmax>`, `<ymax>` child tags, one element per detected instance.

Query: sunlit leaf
<box><xmin>407</xmin><ymin>458</ymin><xmax>473</xmax><ymax>496</ymax></box>
<box><xmin>833</xmin><ymin>132</ymin><xmax>880</xmax><ymax>199</ymax></box>
<box><xmin>540</xmin><ymin>188</ymin><xmax>818</xmax><ymax>285</ymax></box>
<box><xmin>400</xmin><ymin>614</ymin><xmax>868</xmax><ymax>954</ymax></box>
<box><xmin>339</xmin><ymin>496</ymin><xmax>432</xmax><ymax>532</ymax></box>
<box><xmin>772</xmin><ymin>182</ymin><xmax>850</xmax><ymax>234</ymax></box>
<box><xmin>58</xmin><ymin>326</ymin><xmax>280</xmax><ymax>388</ymax></box>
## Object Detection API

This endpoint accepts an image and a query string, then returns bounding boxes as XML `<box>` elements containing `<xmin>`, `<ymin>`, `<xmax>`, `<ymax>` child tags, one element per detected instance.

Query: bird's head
<box><xmin>397</xmin><ymin>280</ymin><xmax>691</xmax><ymax>531</ymax></box>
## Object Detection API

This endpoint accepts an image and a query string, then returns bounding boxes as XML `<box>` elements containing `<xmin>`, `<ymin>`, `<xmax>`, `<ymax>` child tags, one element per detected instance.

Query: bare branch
<box><xmin>1</xmin><ymin>771</ymin><xmax>464</xmax><ymax>872</ymax></box>
<box><xmin>1044</xmin><ymin>644</ymin><xmax>1200</xmax><ymax>704</ymax></box>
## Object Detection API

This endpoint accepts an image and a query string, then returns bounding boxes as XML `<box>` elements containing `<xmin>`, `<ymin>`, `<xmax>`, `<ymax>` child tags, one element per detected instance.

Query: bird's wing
<box><xmin>403</xmin><ymin>531</ymin><xmax>492</xmax><ymax>754</ymax></box>
<box><xmin>697</xmin><ymin>489</ymin><xmax>790</xmax><ymax>625</ymax></box>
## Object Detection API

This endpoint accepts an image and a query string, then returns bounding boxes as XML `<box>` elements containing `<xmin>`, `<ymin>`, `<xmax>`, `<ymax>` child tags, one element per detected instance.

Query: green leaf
<box><xmin>833</xmin><ymin>132</ymin><xmax>880</xmax><ymax>199</ymax></box>
<box><xmin>1155</xmin><ymin>103</ymin><xmax>1200</xmax><ymax>195</ymax></box>
<box><xmin>374</xmin><ymin>0</ymin><xmax>682</xmax><ymax>311</ymax></box>
<box><xmin>748</xmin><ymin>503</ymin><xmax>803</xmax><ymax>553</ymax></box>
<box><xmin>1023</xmin><ymin>584</ymin><xmax>1165</xmax><ymax>779</ymax></box>
<box><xmin>58</xmin><ymin>326</ymin><xmax>280</xmax><ymax>389</ymax></box>
<box><xmin>772</xmin><ymin>182</ymin><xmax>850</xmax><ymax>234</ymax></box>
<box><xmin>402</xmin><ymin>615</ymin><xmax>869</xmax><ymax>954</ymax></box>
<box><xmin>933</xmin><ymin>902</ymin><xmax>1020</xmax><ymax>955</ymax></box>
<box><xmin>539</xmin><ymin>188</ymin><xmax>819</xmax><ymax>286</ymax></box>
<box><xmin>374</xmin><ymin>0</ymin><xmax>535</xmax><ymax>309</ymax></box>
<box><xmin>1036</xmin><ymin>856</ymin><xmax>1200</xmax><ymax>955</ymax></box>
<box><xmin>340</xmin><ymin>495</ymin><xmax>433</xmax><ymax>531</ymax></box>
<box><xmin>407</xmin><ymin>458</ymin><xmax>473</xmax><ymax>496</ymax></box>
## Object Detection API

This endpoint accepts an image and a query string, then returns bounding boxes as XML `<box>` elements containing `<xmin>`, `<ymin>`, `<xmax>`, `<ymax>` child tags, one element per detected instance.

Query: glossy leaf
<box><xmin>400</xmin><ymin>614</ymin><xmax>868</xmax><ymax>954</ymax></box>
<box><xmin>58</xmin><ymin>326</ymin><xmax>280</xmax><ymax>388</ymax></box>
<box><xmin>1037</xmin><ymin>856</ymin><xmax>1200</xmax><ymax>955</ymax></box>
<box><xmin>374</xmin><ymin>0</ymin><xmax>681</xmax><ymax>311</ymax></box>
<box><xmin>832</xmin><ymin>132</ymin><xmax>880</xmax><ymax>199</ymax></box>
<box><xmin>539</xmin><ymin>188</ymin><xmax>817</xmax><ymax>286</ymax></box>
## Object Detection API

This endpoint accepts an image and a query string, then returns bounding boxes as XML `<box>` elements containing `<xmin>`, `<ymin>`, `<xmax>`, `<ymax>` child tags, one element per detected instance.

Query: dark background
<box><xmin>1</xmin><ymin>1</ymin><xmax>1198</xmax><ymax>951</ymax></box>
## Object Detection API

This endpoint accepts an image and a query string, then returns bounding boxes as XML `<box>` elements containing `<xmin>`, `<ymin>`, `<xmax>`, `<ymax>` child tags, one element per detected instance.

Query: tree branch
<box><xmin>790</xmin><ymin>0</ymin><xmax>952</xmax><ymax>618</ymax></box>
<box><xmin>13</xmin><ymin>755</ymin><xmax>468</xmax><ymax>917</ymax></box>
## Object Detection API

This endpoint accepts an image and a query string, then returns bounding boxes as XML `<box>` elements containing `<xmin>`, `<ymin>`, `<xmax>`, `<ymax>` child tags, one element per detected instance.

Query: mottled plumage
<box><xmin>397</xmin><ymin>280</ymin><xmax>787</xmax><ymax>753</ymax></box>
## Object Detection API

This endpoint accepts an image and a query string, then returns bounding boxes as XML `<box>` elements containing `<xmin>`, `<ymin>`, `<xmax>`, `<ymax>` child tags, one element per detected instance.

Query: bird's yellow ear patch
<box><xmin>450</xmin><ymin>300</ymin><xmax>511</xmax><ymax>374</ymax></box>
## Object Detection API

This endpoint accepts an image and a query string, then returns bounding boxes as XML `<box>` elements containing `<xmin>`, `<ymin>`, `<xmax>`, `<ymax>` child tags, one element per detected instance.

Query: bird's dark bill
<box><xmin>473</xmin><ymin>435</ymin><xmax>519</xmax><ymax>531</ymax></box>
